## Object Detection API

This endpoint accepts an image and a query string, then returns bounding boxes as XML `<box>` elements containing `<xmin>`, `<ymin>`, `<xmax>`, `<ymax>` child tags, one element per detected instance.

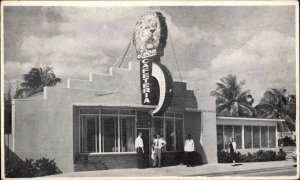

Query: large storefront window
<box><xmin>218</xmin><ymin>125</ymin><xmax>277</xmax><ymax>150</ymax></box>
<box><xmin>79</xmin><ymin>108</ymin><xmax>185</xmax><ymax>154</ymax></box>
<box><xmin>243</xmin><ymin>125</ymin><xmax>277</xmax><ymax>149</ymax></box>
<box><xmin>217</xmin><ymin>125</ymin><xmax>223</xmax><ymax>151</ymax></box>
<box><xmin>120</xmin><ymin>117</ymin><xmax>135</xmax><ymax>152</ymax></box>
<box><xmin>102</xmin><ymin>116</ymin><xmax>117</xmax><ymax>152</ymax></box>
<box><xmin>224</xmin><ymin>125</ymin><xmax>233</xmax><ymax>149</ymax></box>
<box><xmin>175</xmin><ymin>119</ymin><xmax>184</xmax><ymax>151</ymax></box>
<box><xmin>153</xmin><ymin>118</ymin><xmax>164</xmax><ymax>137</ymax></box>
<box><xmin>80</xmin><ymin>116</ymin><xmax>98</xmax><ymax>153</ymax></box>
<box><xmin>153</xmin><ymin>112</ymin><xmax>184</xmax><ymax>152</ymax></box>
<box><xmin>234</xmin><ymin>126</ymin><xmax>242</xmax><ymax>149</ymax></box>
<box><xmin>217</xmin><ymin>125</ymin><xmax>242</xmax><ymax>150</ymax></box>
<box><xmin>166</xmin><ymin>119</ymin><xmax>175</xmax><ymax>151</ymax></box>
<box><xmin>269</xmin><ymin>126</ymin><xmax>276</xmax><ymax>148</ymax></box>
<box><xmin>261</xmin><ymin>126</ymin><xmax>268</xmax><ymax>148</ymax></box>
<box><xmin>253</xmin><ymin>126</ymin><xmax>260</xmax><ymax>148</ymax></box>
<box><xmin>244</xmin><ymin>126</ymin><xmax>252</xmax><ymax>149</ymax></box>
<box><xmin>79</xmin><ymin>108</ymin><xmax>135</xmax><ymax>154</ymax></box>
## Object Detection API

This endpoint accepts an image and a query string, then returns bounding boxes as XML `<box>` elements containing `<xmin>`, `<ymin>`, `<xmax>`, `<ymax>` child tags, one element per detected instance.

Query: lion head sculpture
<box><xmin>133</xmin><ymin>12</ymin><xmax>168</xmax><ymax>58</ymax></box>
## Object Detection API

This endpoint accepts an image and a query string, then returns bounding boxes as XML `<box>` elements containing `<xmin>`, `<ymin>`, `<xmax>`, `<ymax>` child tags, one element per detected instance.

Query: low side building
<box><xmin>216</xmin><ymin>116</ymin><xmax>284</xmax><ymax>153</ymax></box>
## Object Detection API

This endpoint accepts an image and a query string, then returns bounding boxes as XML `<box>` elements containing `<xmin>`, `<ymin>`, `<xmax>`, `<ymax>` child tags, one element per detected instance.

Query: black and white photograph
<box><xmin>1</xmin><ymin>1</ymin><xmax>299</xmax><ymax>179</ymax></box>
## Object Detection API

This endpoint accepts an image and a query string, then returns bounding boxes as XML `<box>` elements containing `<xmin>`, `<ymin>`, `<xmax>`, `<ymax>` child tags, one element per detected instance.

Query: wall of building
<box><xmin>201</xmin><ymin>111</ymin><xmax>218</xmax><ymax>163</ymax></box>
<box><xmin>11</xmin><ymin>61</ymin><xmax>218</xmax><ymax>172</ymax></box>
<box><xmin>12</xmin><ymin>91</ymin><xmax>75</xmax><ymax>172</ymax></box>
<box><xmin>74</xmin><ymin>154</ymin><xmax>138</xmax><ymax>171</ymax></box>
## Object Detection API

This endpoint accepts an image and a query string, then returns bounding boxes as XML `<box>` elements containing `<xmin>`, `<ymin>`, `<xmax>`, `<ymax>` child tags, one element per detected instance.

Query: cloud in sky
<box><xmin>3</xmin><ymin>6</ymin><xmax>296</xmax><ymax>102</ymax></box>
<box><xmin>180</xmin><ymin>30</ymin><xmax>295</xmax><ymax>104</ymax></box>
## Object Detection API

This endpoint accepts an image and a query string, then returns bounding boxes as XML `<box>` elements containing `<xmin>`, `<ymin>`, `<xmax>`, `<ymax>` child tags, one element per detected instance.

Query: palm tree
<box><xmin>17</xmin><ymin>67</ymin><xmax>61</xmax><ymax>98</ymax></box>
<box><xmin>255</xmin><ymin>88</ymin><xmax>295</xmax><ymax>132</ymax></box>
<box><xmin>210</xmin><ymin>74</ymin><xmax>256</xmax><ymax>117</ymax></box>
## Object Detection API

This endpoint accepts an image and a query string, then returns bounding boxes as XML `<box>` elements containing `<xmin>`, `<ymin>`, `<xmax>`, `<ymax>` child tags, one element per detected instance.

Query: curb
<box><xmin>186</xmin><ymin>165</ymin><xmax>296</xmax><ymax>177</ymax></box>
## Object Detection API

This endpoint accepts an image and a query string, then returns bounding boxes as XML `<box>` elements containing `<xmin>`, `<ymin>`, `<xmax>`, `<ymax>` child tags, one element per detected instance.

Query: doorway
<box><xmin>137</xmin><ymin>129</ymin><xmax>151</xmax><ymax>168</ymax></box>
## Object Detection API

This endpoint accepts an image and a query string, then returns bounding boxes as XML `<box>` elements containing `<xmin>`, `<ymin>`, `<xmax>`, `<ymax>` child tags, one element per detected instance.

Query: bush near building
<box><xmin>218</xmin><ymin>150</ymin><xmax>286</xmax><ymax>163</ymax></box>
<box><xmin>6</xmin><ymin>157</ymin><xmax>62</xmax><ymax>178</ymax></box>
<box><xmin>278</xmin><ymin>136</ymin><xmax>296</xmax><ymax>146</ymax></box>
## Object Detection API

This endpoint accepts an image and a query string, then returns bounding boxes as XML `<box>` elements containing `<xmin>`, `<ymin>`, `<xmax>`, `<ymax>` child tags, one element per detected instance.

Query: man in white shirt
<box><xmin>152</xmin><ymin>134</ymin><xmax>166</xmax><ymax>168</ymax></box>
<box><xmin>184</xmin><ymin>134</ymin><xmax>195</xmax><ymax>167</ymax></box>
<box><xmin>135</xmin><ymin>132</ymin><xmax>144</xmax><ymax>169</ymax></box>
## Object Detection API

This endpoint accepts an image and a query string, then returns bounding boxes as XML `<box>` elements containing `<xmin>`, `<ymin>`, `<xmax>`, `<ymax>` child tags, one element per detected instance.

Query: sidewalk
<box><xmin>45</xmin><ymin>159</ymin><xmax>296</xmax><ymax>178</ymax></box>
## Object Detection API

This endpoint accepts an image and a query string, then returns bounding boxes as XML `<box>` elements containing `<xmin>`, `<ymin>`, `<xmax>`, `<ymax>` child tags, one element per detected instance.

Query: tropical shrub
<box><xmin>5</xmin><ymin>157</ymin><xmax>61</xmax><ymax>178</ymax></box>
<box><xmin>6</xmin><ymin>158</ymin><xmax>36</xmax><ymax>178</ymax></box>
<box><xmin>276</xmin><ymin>149</ymin><xmax>287</xmax><ymax>161</ymax></box>
<box><xmin>218</xmin><ymin>150</ymin><xmax>286</xmax><ymax>163</ymax></box>
<box><xmin>33</xmin><ymin>157</ymin><xmax>62</xmax><ymax>176</ymax></box>
<box><xmin>278</xmin><ymin>136</ymin><xmax>296</xmax><ymax>146</ymax></box>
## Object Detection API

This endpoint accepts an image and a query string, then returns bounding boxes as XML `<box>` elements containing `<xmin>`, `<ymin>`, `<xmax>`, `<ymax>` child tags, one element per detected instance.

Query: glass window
<box><xmin>102</xmin><ymin>116</ymin><xmax>118</xmax><ymax>152</ymax></box>
<box><xmin>244</xmin><ymin>126</ymin><xmax>252</xmax><ymax>149</ymax></box>
<box><xmin>234</xmin><ymin>126</ymin><xmax>242</xmax><ymax>149</ymax></box>
<box><xmin>79</xmin><ymin>108</ymin><xmax>137</xmax><ymax>154</ymax></box>
<box><xmin>217</xmin><ymin>125</ymin><xmax>224</xmax><ymax>151</ymax></box>
<box><xmin>80</xmin><ymin>108</ymin><xmax>99</xmax><ymax>114</ymax></box>
<box><xmin>165</xmin><ymin>112</ymin><xmax>174</xmax><ymax>118</ymax></box>
<box><xmin>175</xmin><ymin>113</ymin><xmax>183</xmax><ymax>118</ymax></box>
<box><xmin>101</xmin><ymin>109</ymin><xmax>118</xmax><ymax>114</ymax></box>
<box><xmin>269</xmin><ymin>126</ymin><xmax>276</xmax><ymax>148</ymax></box>
<box><xmin>261</xmin><ymin>126</ymin><xmax>268</xmax><ymax>148</ymax></box>
<box><xmin>120</xmin><ymin>117</ymin><xmax>135</xmax><ymax>152</ymax></box>
<box><xmin>153</xmin><ymin>118</ymin><xmax>164</xmax><ymax>137</ymax></box>
<box><xmin>224</xmin><ymin>125</ymin><xmax>233</xmax><ymax>149</ymax></box>
<box><xmin>165</xmin><ymin>119</ymin><xmax>175</xmax><ymax>151</ymax></box>
<box><xmin>253</xmin><ymin>126</ymin><xmax>260</xmax><ymax>148</ymax></box>
<box><xmin>119</xmin><ymin>109</ymin><xmax>135</xmax><ymax>115</ymax></box>
<box><xmin>80</xmin><ymin>116</ymin><xmax>98</xmax><ymax>153</ymax></box>
<box><xmin>175</xmin><ymin>119</ymin><xmax>184</xmax><ymax>151</ymax></box>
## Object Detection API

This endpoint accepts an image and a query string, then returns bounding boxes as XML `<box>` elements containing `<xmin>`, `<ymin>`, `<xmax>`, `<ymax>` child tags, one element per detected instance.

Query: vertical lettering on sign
<box><xmin>140</xmin><ymin>59</ymin><xmax>153</xmax><ymax>105</ymax></box>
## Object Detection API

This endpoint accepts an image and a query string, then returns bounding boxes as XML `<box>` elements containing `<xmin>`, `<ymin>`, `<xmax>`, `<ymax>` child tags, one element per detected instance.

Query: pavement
<box><xmin>44</xmin><ymin>159</ymin><xmax>297</xmax><ymax>179</ymax></box>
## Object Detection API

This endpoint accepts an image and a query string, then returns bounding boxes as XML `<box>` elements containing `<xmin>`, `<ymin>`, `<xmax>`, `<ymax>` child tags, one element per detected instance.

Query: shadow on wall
<box><xmin>171</xmin><ymin>82</ymin><xmax>198</xmax><ymax>109</ymax></box>
<box><xmin>198</xmin><ymin>142</ymin><xmax>208</xmax><ymax>164</ymax></box>
<box><xmin>5</xmin><ymin>146</ymin><xmax>62</xmax><ymax>178</ymax></box>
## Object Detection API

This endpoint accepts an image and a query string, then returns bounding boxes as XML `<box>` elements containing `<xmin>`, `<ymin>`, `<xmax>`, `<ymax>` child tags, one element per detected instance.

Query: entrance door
<box><xmin>137</xmin><ymin>129</ymin><xmax>151</xmax><ymax>168</ymax></box>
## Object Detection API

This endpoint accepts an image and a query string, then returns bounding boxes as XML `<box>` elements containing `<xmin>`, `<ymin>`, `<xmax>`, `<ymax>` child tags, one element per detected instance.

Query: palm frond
<box><xmin>255</xmin><ymin>102</ymin><xmax>277</xmax><ymax>118</ymax></box>
<box><xmin>238</xmin><ymin>103</ymin><xmax>256</xmax><ymax>117</ymax></box>
<box><xmin>236</xmin><ymin>90</ymin><xmax>251</xmax><ymax>102</ymax></box>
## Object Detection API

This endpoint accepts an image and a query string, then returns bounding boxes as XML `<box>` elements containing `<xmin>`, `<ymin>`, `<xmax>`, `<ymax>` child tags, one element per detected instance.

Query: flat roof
<box><xmin>217</xmin><ymin>116</ymin><xmax>285</xmax><ymax>122</ymax></box>
<box><xmin>73</xmin><ymin>103</ymin><xmax>156</xmax><ymax>109</ymax></box>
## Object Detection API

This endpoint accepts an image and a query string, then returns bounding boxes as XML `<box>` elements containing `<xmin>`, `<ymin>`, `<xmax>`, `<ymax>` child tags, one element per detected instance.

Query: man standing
<box><xmin>184</xmin><ymin>134</ymin><xmax>195</xmax><ymax>167</ymax></box>
<box><xmin>135</xmin><ymin>132</ymin><xmax>144</xmax><ymax>169</ymax></box>
<box><xmin>152</xmin><ymin>134</ymin><xmax>166</xmax><ymax>168</ymax></box>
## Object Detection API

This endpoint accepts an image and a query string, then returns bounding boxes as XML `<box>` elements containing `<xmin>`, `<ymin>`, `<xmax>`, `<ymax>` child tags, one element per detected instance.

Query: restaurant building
<box><xmin>7</xmin><ymin>11</ymin><xmax>284</xmax><ymax>173</ymax></box>
<box><xmin>10</xmin><ymin>61</ymin><xmax>217</xmax><ymax>172</ymax></box>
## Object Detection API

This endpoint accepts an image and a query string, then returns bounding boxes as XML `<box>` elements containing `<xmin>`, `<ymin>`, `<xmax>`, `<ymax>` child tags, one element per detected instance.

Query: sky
<box><xmin>3</xmin><ymin>5</ymin><xmax>296</xmax><ymax>104</ymax></box>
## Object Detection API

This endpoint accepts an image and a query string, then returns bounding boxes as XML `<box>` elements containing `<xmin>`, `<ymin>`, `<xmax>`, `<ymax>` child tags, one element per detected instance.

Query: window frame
<box><xmin>153</xmin><ymin>111</ymin><xmax>184</xmax><ymax>152</ymax></box>
<box><xmin>79</xmin><ymin>108</ymin><xmax>137</xmax><ymax>155</ymax></box>
<box><xmin>217</xmin><ymin>124</ymin><xmax>277</xmax><ymax>150</ymax></box>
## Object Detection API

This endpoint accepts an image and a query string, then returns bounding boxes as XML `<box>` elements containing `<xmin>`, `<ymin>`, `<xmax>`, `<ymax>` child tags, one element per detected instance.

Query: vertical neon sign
<box><xmin>133</xmin><ymin>12</ymin><xmax>173</xmax><ymax>115</ymax></box>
